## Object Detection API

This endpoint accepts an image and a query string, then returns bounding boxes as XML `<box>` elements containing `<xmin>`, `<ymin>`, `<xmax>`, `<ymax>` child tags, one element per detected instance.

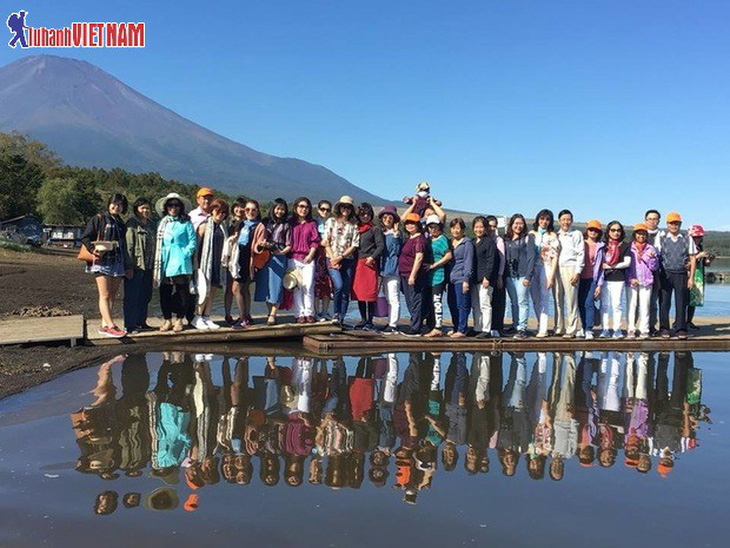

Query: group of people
<box><xmin>80</xmin><ymin>183</ymin><xmax>712</xmax><ymax>339</ymax></box>
<box><xmin>75</xmin><ymin>350</ymin><xmax>708</xmax><ymax>514</ymax></box>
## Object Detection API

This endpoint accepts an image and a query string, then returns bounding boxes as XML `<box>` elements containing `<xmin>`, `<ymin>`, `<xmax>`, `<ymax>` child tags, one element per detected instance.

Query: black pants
<box><xmin>659</xmin><ymin>271</ymin><xmax>688</xmax><ymax>333</ymax></box>
<box><xmin>401</xmin><ymin>275</ymin><xmax>427</xmax><ymax>331</ymax></box>
<box><xmin>160</xmin><ymin>281</ymin><xmax>191</xmax><ymax>320</ymax></box>
<box><xmin>492</xmin><ymin>277</ymin><xmax>506</xmax><ymax>331</ymax></box>
<box><xmin>649</xmin><ymin>273</ymin><xmax>662</xmax><ymax>333</ymax></box>
<box><xmin>123</xmin><ymin>269</ymin><xmax>153</xmax><ymax>329</ymax></box>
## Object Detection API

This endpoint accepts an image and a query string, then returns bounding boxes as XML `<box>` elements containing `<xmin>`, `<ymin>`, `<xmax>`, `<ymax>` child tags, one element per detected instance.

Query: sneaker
<box><xmin>380</xmin><ymin>325</ymin><xmax>397</xmax><ymax>335</ymax></box>
<box><xmin>192</xmin><ymin>316</ymin><xmax>209</xmax><ymax>331</ymax></box>
<box><xmin>490</xmin><ymin>330</ymin><xmax>501</xmax><ymax>338</ymax></box>
<box><xmin>660</xmin><ymin>330</ymin><xmax>671</xmax><ymax>339</ymax></box>
<box><xmin>231</xmin><ymin>321</ymin><xmax>246</xmax><ymax>330</ymax></box>
<box><xmin>159</xmin><ymin>320</ymin><xmax>173</xmax><ymax>332</ymax></box>
<box><xmin>626</xmin><ymin>331</ymin><xmax>636</xmax><ymax>339</ymax></box>
<box><xmin>612</xmin><ymin>330</ymin><xmax>624</xmax><ymax>339</ymax></box>
<box><xmin>639</xmin><ymin>333</ymin><xmax>650</xmax><ymax>340</ymax></box>
<box><xmin>173</xmin><ymin>319</ymin><xmax>184</xmax><ymax>333</ymax></box>
<box><xmin>677</xmin><ymin>331</ymin><xmax>688</xmax><ymax>340</ymax></box>
<box><xmin>576</xmin><ymin>329</ymin><xmax>585</xmax><ymax>338</ymax></box>
<box><xmin>354</xmin><ymin>321</ymin><xmax>368</xmax><ymax>330</ymax></box>
<box><xmin>224</xmin><ymin>315</ymin><xmax>235</xmax><ymax>326</ymax></box>
<box><xmin>562</xmin><ymin>333</ymin><xmax>575</xmax><ymax>339</ymax></box>
<box><xmin>599</xmin><ymin>330</ymin><xmax>610</xmax><ymax>339</ymax></box>
<box><xmin>203</xmin><ymin>317</ymin><xmax>220</xmax><ymax>330</ymax></box>
<box><xmin>476</xmin><ymin>332</ymin><xmax>491</xmax><ymax>339</ymax></box>
<box><xmin>584</xmin><ymin>331</ymin><xmax>594</xmax><ymax>340</ymax></box>
<box><xmin>98</xmin><ymin>326</ymin><xmax>125</xmax><ymax>338</ymax></box>
<box><xmin>535</xmin><ymin>331</ymin><xmax>548</xmax><ymax>338</ymax></box>
<box><xmin>362</xmin><ymin>322</ymin><xmax>375</xmax><ymax>331</ymax></box>
<box><xmin>401</xmin><ymin>327</ymin><xmax>421</xmax><ymax>337</ymax></box>
<box><xmin>514</xmin><ymin>331</ymin><xmax>527</xmax><ymax>340</ymax></box>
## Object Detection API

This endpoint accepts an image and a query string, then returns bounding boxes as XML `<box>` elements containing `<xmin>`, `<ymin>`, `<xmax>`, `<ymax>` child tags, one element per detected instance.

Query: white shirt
<box><xmin>190</xmin><ymin>206</ymin><xmax>210</xmax><ymax>230</ymax></box>
<box><xmin>557</xmin><ymin>229</ymin><xmax>585</xmax><ymax>274</ymax></box>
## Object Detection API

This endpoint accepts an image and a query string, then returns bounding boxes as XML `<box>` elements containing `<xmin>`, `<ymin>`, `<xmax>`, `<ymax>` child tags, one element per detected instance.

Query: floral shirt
<box><xmin>323</xmin><ymin>217</ymin><xmax>360</xmax><ymax>257</ymax></box>
<box><xmin>530</xmin><ymin>229</ymin><xmax>560</xmax><ymax>267</ymax></box>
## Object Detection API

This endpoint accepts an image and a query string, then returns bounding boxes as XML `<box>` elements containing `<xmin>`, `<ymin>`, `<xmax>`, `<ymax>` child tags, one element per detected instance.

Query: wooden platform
<box><xmin>303</xmin><ymin>319</ymin><xmax>730</xmax><ymax>356</ymax></box>
<box><xmin>0</xmin><ymin>314</ymin><xmax>84</xmax><ymax>347</ymax></box>
<box><xmin>85</xmin><ymin>315</ymin><xmax>341</xmax><ymax>346</ymax></box>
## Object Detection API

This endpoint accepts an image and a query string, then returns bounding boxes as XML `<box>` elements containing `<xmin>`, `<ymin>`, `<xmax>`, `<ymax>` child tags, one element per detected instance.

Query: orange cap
<box><xmin>666</xmin><ymin>211</ymin><xmax>682</xmax><ymax>223</ymax></box>
<box><xmin>184</xmin><ymin>494</ymin><xmax>199</xmax><ymax>512</ymax></box>
<box><xmin>196</xmin><ymin>187</ymin><xmax>214</xmax><ymax>198</ymax></box>
<box><xmin>403</xmin><ymin>212</ymin><xmax>421</xmax><ymax>224</ymax></box>
<box><xmin>633</xmin><ymin>223</ymin><xmax>648</xmax><ymax>232</ymax></box>
<box><xmin>657</xmin><ymin>463</ymin><xmax>672</xmax><ymax>478</ymax></box>
<box><xmin>586</xmin><ymin>219</ymin><xmax>602</xmax><ymax>231</ymax></box>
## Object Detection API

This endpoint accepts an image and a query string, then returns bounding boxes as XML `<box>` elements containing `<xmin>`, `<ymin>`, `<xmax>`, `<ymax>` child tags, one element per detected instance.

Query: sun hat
<box><xmin>403</xmin><ymin>212</ymin><xmax>421</xmax><ymax>224</ymax></box>
<box><xmin>196</xmin><ymin>187</ymin><xmax>214</xmax><ymax>198</ymax></box>
<box><xmin>334</xmin><ymin>195</ymin><xmax>355</xmax><ymax>217</ymax></box>
<box><xmin>144</xmin><ymin>487</ymin><xmax>179</xmax><ymax>511</ymax></box>
<box><xmin>377</xmin><ymin>205</ymin><xmax>400</xmax><ymax>223</ymax></box>
<box><xmin>666</xmin><ymin>211</ymin><xmax>682</xmax><ymax>224</ymax></box>
<box><xmin>156</xmin><ymin>192</ymin><xmax>193</xmax><ymax>217</ymax></box>
<box><xmin>633</xmin><ymin>223</ymin><xmax>649</xmax><ymax>232</ymax></box>
<box><xmin>688</xmin><ymin>224</ymin><xmax>705</xmax><ymax>237</ymax></box>
<box><xmin>283</xmin><ymin>269</ymin><xmax>303</xmax><ymax>291</ymax></box>
<box><xmin>425</xmin><ymin>214</ymin><xmax>442</xmax><ymax>226</ymax></box>
<box><xmin>586</xmin><ymin>219</ymin><xmax>602</xmax><ymax>231</ymax></box>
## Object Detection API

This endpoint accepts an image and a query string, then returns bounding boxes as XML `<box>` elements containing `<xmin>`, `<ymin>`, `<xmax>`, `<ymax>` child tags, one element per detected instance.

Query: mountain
<box><xmin>0</xmin><ymin>55</ymin><xmax>387</xmax><ymax>203</ymax></box>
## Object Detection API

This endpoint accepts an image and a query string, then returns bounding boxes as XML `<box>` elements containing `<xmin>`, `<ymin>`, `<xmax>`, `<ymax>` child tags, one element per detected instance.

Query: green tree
<box><xmin>36</xmin><ymin>177</ymin><xmax>88</xmax><ymax>225</ymax></box>
<box><xmin>0</xmin><ymin>152</ymin><xmax>45</xmax><ymax>219</ymax></box>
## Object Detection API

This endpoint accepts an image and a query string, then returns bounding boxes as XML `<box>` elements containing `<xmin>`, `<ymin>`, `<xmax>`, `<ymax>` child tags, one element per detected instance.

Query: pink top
<box><xmin>581</xmin><ymin>240</ymin><xmax>598</xmax><ymax>279</ymax></box>
<box><xmin>290</xmin><ymin>219</ymin><xmax>320</xmax><ymax>260</ymax></box>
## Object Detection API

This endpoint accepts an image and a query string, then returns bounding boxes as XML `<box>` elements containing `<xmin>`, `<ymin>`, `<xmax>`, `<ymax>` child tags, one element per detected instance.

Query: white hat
<box><xmin>155</xmin><ymin>192</ymin><xmax>193</xmax><ymax>217</ymax></box>
<box><xmin>425</xmin><ymin>214</ymin><xmax>442</xmax><ymax>226</ymax></box>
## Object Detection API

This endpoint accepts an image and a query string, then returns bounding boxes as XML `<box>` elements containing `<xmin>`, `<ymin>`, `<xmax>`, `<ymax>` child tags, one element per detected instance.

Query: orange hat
<box><xmin>657</xmin><ymin>463</ymin><xmax>672</xmax><ymax>478</ymax></box>
<box><xmin>633</xmin><ymin>223</ymin><xmax>648</xmax><ymax>232</ymax></box>
<box><xmin>403</xmin><ymin>212</ymin><xmax>421</xmax><ymax>224</ymax></box>
<box><xmin>184</xmin><ymin>494</ymin><xmax>199</xmax><ymax>512</ymax></box>
<box><xmin>196</xmin><ymin>187</ymin><xmax>214</xmax><ymax>198</ymax></box>
<box><xmin>666</xmin><ymin>211</ymin><xmax>682</xmax><ymax>223</ymax></box>
<box><xmin>624</xmin><ymin>457</ymin><xmax>639</xmax><ymax>468</ymax></box>
<box><xmin>586</xmin><ymin>219</ymin><xmax>602</xmax><ymax>231</ymax></box>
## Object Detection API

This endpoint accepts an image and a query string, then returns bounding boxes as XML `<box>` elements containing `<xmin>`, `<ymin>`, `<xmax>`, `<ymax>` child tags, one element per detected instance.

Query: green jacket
<box><xmin>125</xmin><ymin>216</ymin><xmax>157</xmax><ymax>270</ymax></box>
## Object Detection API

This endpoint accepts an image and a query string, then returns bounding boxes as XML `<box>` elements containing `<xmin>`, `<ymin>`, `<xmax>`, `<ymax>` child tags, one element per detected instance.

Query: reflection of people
<box><xmin>7</xmin><ymin>11</ymin><xmax>28</xmax><ymax>48</ymax></box>
<box><xmin>94</xmin><ymin>490</ymin><xmax>118</xmax><ymax>516</ymax></box>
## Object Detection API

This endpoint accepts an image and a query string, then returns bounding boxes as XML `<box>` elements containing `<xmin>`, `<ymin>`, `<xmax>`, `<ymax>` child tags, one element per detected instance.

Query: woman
<box><xmin>378</xmin><ymin>206</ymin><xmax>402</xmax><ymax>334</ymax></box>
<box><xmin>193</xmin><ymin>199</ymin><xmax>229</xmax><ymax>330</ymax></box>
<box><xmin>471</xmin><ymin>216</ymin><xmax>497</xmax><ymax>339</ymax></box>
<box><xmin>504</xmin><ymin>214</ymin><xmax>535</xmax><ymax>339</ymax></box>
<box><xmin>255</xmin><ymin>198</ymin><xmax>292</xmax><ymax>325</ymax></box>
<box><xmin>153</xmin><ymin>192</ymin><xmax>197</xmax><ymax>333</ymax></box>
<box><xmin>352</xmin><ymin>203</ymin><xmax>384</xmax><ymax>330</ymax></box>
<box><xmin>81</xmin><ymin>193</ymin><xmax>130</xmax><ymax>338</ymax></box>
<box><xmin>528</xmin><ymin>210</ymin><xmax>560</xmax><ymax>338</ymax></box>
<box><xmin>398</xmin><ymin>213</ymin><xmax>427</xmax><ymax>336</ymax></box>
<box><xmin>323</xmin><ymin>196</ymin><xmax>360</xmax><ymax>325</ymax></box>
<box><xmin>687</xmin><ymin>224</ymin><xmax>714</xmax><ymax>329</ymax></box>
<box><xmin>424</xmin><ymin>215</ymin><xmax>452</xmax><ymax>337</ymax></box>
<box><xmin>627</xmin><ymin>223</ymin><xmax>659</xmax><ymax>339</ymax></box>
<box><xmin>225</xmin><ymin>198</ymin><xmax>266</xmax><ymax>328</ymax></box>
<box><xmin>224</xmin><ymin>198</ymin><xmax>245</xmax><ymax>325</ymax></box>
<box><xmin>290</xmin><ymin>197</ymin><xmax>321</xmax><ymax>323</ymax></box>
<box><xmin>124</xmin><ymin>197</ymin><xmax>156</xmax><ymax>334</ymax></box>
<box><xmin>314</xmin><ymin>200</ymin><xmax>334</xmax><ymax>321</ymax></box>
<box><xmin>487</xmin><ymin>215</ymin><xmax>506</xmax><ymax>337</ymax></box>
<box><xmin>447</xmin><ymin>218</ymin><xmax>474</xmax><ymax>338</ymax></box>
<box><xmin>578</xmin><ymin>220</ymin><xmax>605</xmax><ymax>339</ymax></box>
<box><xmin>600</xmin><ymin>221</ymin><xmax>631</xmax><ymax>338</ymax></box>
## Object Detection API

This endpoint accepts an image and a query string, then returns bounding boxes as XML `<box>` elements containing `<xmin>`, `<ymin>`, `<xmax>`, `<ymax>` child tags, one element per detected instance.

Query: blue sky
<box><xmin>2</xmin><ymin>1</ymin><xmax>729</xmax><ymax>229</ymax></box>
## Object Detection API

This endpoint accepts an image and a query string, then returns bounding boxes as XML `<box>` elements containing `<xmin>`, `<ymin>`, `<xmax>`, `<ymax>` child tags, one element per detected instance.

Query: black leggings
<box><xmin>358</xmin><ymin>301</ymin><xmax>376</xmax><ymax>322</ymax></box>
<box><xmin>160</xmin><ymin>282</ymin><xmax>191</xmax><ymax>320</ymax></box>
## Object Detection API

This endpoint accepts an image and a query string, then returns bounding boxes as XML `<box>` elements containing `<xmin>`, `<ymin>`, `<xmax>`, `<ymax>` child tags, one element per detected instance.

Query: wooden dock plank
<box><xmin>0</xmin><ymin>315</ymin><xmax>84</xmax><ymax>346</ymax></box>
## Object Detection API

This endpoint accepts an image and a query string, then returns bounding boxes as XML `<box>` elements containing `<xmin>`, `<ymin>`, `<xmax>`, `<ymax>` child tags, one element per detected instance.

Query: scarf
<box><xmin>634</xmin><ymin>240</ymin><xmax>646</xmax><ymax>257</ymax></box>
<box><xmin>605</xmin><ymin>239</ymin><xmax>622</xmax><ymax>267</ymax></box>
<box><xmin>152</xmin><ymin>216</ymin><xmax>174</xmax><ymax>287</ymax></box>
<box><xmin>358</xmin><ymin>221</ymin><xmax>373</xmax><ymax>234</ymax></box>
<box><xmin>238</xmin><ymin>219</ymin><xmax>259</xmax><ymax>247</ymax></box>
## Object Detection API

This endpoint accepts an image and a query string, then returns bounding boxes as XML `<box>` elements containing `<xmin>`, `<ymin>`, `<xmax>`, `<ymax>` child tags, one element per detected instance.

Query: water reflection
<box><xmin>70</xmin><ymin>350</ymin><xmax>711</xmax><ymax>514</ymax></box>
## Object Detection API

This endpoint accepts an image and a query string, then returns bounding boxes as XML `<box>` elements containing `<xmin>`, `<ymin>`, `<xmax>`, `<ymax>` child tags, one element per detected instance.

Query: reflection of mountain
<box><xmin>68</xmin><ymin>350</ymin><xmax>708</xmax><ymax>510</ymax></box>
<box><xmin>0</xmin><ymin>55</ymin><xmax>388</xmax><ymax>204</ymax></box>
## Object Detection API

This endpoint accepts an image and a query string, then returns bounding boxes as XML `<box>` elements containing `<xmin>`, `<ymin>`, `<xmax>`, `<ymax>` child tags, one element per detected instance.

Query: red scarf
<box><xmin>634</xmin><ymin>240</ymin><xmax>646</xmax><ymax>257</ymax></box>
<box><xmin>605</xmin><ymin>239</ymin><xmax>622</xmax><ymax>266</ymax></box>
<box><xmin>358</xmin><ymin>222</ymin><xmax>372</xmax><ymax>234</ymax></box>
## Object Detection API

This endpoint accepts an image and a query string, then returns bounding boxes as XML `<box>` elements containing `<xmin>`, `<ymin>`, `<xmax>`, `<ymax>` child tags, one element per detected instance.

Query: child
<box><xmin>402</xmin><ymin>182</ymin><xmax>443</xmax><ymax>218</ymax></box>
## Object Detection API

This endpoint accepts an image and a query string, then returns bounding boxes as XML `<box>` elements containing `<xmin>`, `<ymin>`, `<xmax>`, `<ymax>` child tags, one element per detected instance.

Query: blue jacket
<box><xmin>161</xmin><ymin>217</ymin><xmax>197</xmax><ymax>277</ymax></box>
<box><xmin>505</xmin><ymin>236</ymin><xmax>536</xmax><ymax>280</ymax></box>
<box><xmin>449</xmin><ymin>237</ymin><xmax>475</xmax><ymax>284</ymax></box>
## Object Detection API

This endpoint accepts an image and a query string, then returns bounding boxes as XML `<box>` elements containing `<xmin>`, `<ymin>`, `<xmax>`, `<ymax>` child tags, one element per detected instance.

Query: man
<box><xmin>644</xmin><ymin>209</ymin><xmax>662</xmax><ymax>335</ymax></box>
<box><xmin>555</xmin><ymin>210</ymin><xmax>585</xmax><ymax>338</ymax></box>
<box><xmin>655</xmin><ymin>212</ymin><xmax>696</xmax><ymax>339</ymax></box>
<box><xmin>190</xmin><ymin>187</ymin><xmax>213</xmax><ymax>230</ymax></box>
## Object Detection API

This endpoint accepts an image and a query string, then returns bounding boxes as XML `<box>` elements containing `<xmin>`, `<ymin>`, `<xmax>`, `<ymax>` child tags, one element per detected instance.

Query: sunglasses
<box><xmin>244</xmin><ymin>207</ymin><xmax>258</xmax><ymax>213</ymax></box>
<box><xmin>167</xmin><ymin>202</ymin><xmax>182</xmax><ymax>208</ymax></box>
<box><xmin>319</xmin><ymin>207</ymin><xmax>331</xmax><ymax>212</ymax></box>
<box><xmin>297</xmin><ymin>204</ymin><xmax>310</xmax><ymax>209</ymax></box>
<box><xmin>609</xmin><ymin>228</ymin><xmax>621</xmax><ymax>233</ymax></box>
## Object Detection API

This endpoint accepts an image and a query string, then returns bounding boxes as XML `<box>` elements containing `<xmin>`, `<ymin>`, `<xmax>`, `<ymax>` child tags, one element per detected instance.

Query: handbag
<box><xmin>77</xmin><ymin>244</ymin><xmax>95</xmax><ymax>263</ymax></box>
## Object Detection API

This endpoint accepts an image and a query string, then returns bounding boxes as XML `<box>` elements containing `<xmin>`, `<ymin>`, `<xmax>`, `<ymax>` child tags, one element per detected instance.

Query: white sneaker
<box><xmin>319</xmin><ymin>313</ymin><xmax>332</xmax><ymax>322</ymax></box>
<box><xmin>490</xmin><ymin>330</ymin><xmax>501</xmax><ymax>338</ymax></box>
<box><xmin>576</xmin><ymin>328</ymin><xmax>585</xmax><ymax>338</ymax></box>
<box><xmin>203</xmin><ymin>317</ymin><xmax>220</xmax><ymax>330</ymax></box>
<box><xmin>585</xmin><ymin>331</ymin><xmax>594</xmax><ymax>340</ymax></box>
<box><xmin>192</xmin><ymin>316</ymin><xmax>209</xmax><ymax>330</ymax></box>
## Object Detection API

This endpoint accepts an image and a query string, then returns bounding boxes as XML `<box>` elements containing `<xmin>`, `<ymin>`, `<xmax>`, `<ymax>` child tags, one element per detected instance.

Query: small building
<box><xmin>0</xmin><ymin>214</ymin><xmax>43</xmax><ymax>246</ymax></box>
<box><xmin>45</xmin><ymin>225</ymin><xmax>84</xmax><ymax>248</ymax></box>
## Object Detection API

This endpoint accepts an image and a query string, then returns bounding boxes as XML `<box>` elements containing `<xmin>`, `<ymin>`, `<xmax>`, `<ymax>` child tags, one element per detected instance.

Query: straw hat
<box><xmin>156</xmin><ymin>192</ymin><xmax>193</xmax><ymax>217</ymax></box>
<box><xmin>334</xmin><ymin>195</ymin><xmax>355</xmax><ymax>217</ymax></box>
<box><xmin>283</xmin><ymin>269</ymin><xmax>303</xmax><ymax>290</ymax></box>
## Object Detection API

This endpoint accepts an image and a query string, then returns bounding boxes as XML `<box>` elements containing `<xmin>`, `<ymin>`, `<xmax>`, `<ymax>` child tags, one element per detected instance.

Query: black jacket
<box><xmin>473</xmin><ymin>236</ymin><xmax>497</xmax><ymax>284</ymax></box>
<box><xmin>357</xmin><ymin>225</ymin><xmax>385</xmax><ymax>261</ymax></box>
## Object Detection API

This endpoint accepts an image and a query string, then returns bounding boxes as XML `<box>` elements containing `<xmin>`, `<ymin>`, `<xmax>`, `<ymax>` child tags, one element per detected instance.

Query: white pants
<box><xmin>382</xmin><ymin>275</ymin><xmax>400</xmax><ymax>328</ymax></box>
<box><xmin>471</xmin><ymin>283</ymin><xmax>493</xmax><ymax>333</ymax></box>
<box><xmin>598</xmin><ymin>352</ymin><xmax>621</xmax><ymax>412</ymax></box>
<box><xmin>530</xmin><ymin>264</ymin><xmax>551</xmax><ymax>334</ymax></box>
<box><xmin>627</xmin><ymin>284</ymin><xmax>651</xmax><ymax>335</ymax></box>
<box><xmin>290</xmin><ymin>259</ymin><xmax>315</xmax><ymax>317</ymax></box>
<box><xmin>554</xmin><ymin>266</ymin><xmax>579</xmax><ymax>335</ymax></box>
<box><xmin>601</xmin><ymin>280</ymin><xmax>624</xmax><ymax>331</ymax></box>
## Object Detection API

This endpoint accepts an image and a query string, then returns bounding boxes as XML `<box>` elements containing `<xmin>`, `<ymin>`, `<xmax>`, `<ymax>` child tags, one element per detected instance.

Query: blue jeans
<box><xmin>124</xmin><ymin>269</ymin><xmax>153</xmax><ymax>329</ymax></box>
<box><xmin>328</xmin><ymin>258</ymin><xmax>355</xmax><ymax>320</ymax></box>
<box><xmin>448</xmin><ymin>281</ymin><xmax>472</xmax><ymax>333</ymax></box>
<box><xmin>505</xmin><ymin>276</ymin><xmax>530</xmax><ymax>332</ymax></box>
<box><xmin>578</xmin><ymin>277</ymin><xmax>596</xmax><ymax>332</ymax></box>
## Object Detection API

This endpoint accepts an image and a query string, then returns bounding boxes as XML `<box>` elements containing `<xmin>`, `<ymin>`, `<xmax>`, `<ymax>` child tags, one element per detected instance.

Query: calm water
<box><xmin>0</xmin><ymin>350</ymin><xmax>728</xmax><ymax>547</ymax></box>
